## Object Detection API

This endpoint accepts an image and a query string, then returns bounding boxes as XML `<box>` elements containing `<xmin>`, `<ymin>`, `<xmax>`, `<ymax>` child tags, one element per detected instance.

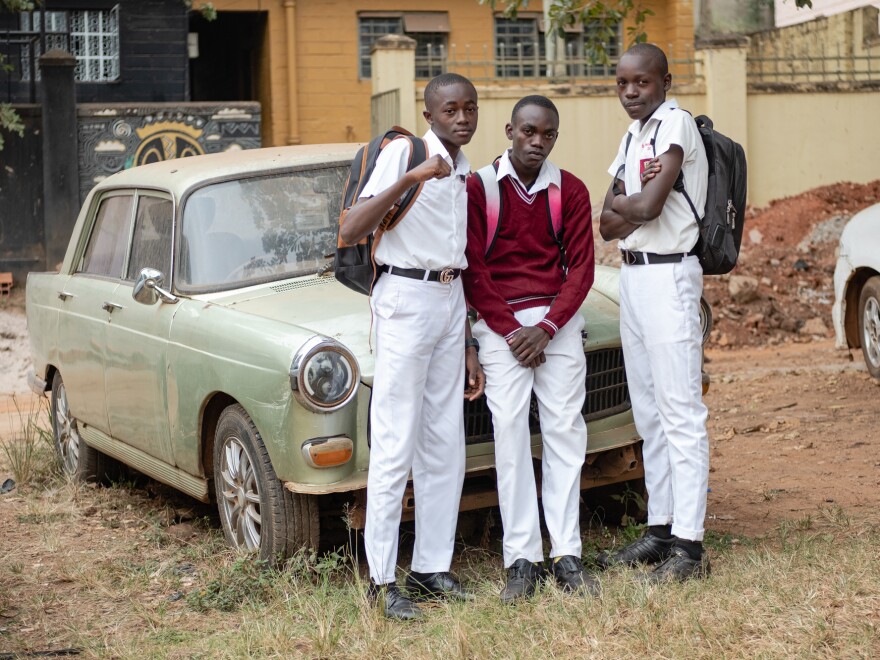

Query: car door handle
<box><xmin>102</xmin><ymin>301</ymin><xmax>123</xmax><ymax>313</ymax></box>
<box><xmin>58</xmin><ymin>291</ymin><xmax>75</xmax><ymax>301</ymax></box>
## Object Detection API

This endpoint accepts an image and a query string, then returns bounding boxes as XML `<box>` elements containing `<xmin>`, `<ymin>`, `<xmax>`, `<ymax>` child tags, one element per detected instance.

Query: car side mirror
<box><xmin>133</xmin><ymin>268</ymin><xmax>179</xmax><ymax>305</ymax></box>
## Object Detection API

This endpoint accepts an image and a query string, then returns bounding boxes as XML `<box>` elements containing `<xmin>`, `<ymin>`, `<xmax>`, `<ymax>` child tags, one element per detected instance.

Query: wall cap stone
<box><xmin>696</xmin><ymin>35</ymin><xmax>750</xmax><ymax>49</ymax></box>
<box><xmin>371</xmin><ymin>35</ymin><xmax>417</xmax><ymax>53</ymax></box>
<box><xmin>39</xmin><ymin>48</ymin><xmax>76</xmax><ymax>66</ymax></box>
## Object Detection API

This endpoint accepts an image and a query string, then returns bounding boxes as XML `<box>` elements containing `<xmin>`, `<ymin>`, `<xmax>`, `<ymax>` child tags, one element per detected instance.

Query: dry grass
<box><xmin>1</xmin><ymin>419</ymin><xmax>879</xmax><ymax>659</ymax></box>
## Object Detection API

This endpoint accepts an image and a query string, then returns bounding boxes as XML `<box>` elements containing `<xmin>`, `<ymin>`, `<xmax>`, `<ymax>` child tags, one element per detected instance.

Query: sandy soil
<box><xmin>0</xmin><ymin>303</ymin><xmax>30</xmax><ymax>395</ymax></box>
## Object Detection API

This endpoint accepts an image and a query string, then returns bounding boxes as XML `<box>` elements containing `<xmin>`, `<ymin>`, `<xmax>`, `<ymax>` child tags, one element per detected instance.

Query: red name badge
<box><xmin>639</xmin><ymin>158</ymin><xmax>652</xmax><ymax>174</ymax></box>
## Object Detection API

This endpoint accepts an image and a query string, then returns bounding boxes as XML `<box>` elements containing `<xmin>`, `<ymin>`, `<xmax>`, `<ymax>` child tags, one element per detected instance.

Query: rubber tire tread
<box><xmin>213</xmin><ymin>404</ymin><xmax>319</xmax><ymax>565</ymax></box>
<box><xmin>50</xmin><ymin>372</ymin><xmax>121</xmax><ymax>483</ymax></box>
<box><xmin>858</xmin><ymin>276</ymin><xmax>880</xmax><ymax>380</ymax></box>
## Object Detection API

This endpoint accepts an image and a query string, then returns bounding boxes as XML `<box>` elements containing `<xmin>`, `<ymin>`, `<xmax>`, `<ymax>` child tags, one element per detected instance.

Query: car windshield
<box><xmin>178</xmin><ymin>165</ymin><xmax>348</xmax><ymax>290</ymax></box>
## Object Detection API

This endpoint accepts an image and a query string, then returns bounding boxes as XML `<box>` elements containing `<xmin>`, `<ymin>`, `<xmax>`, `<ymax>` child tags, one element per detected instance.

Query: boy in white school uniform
<box><xmin>340</xmin><ymin>72</ymin><xmax>485</xmax><ymax>619</ymax></box>
<box><xmin>598</xmin><ymin>43</ymin><xmax>711</xmax><ymax>582</ymax></box>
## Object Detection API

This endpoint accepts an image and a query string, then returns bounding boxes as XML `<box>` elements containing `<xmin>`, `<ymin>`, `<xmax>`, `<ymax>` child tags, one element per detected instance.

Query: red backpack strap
<box><xmin>547</xmin><ymin>182</ymin><xmax>562</xmax><ymax>238</ymax></box>
<box><xmin>476</xmin><ymin>160</ymin><xmax>502</xmax><ymax>256</ymax></box>
<box><xmin>545</xmin><ymin>181</ymin><xmax>567</xmax><ymax>276</ymax></box>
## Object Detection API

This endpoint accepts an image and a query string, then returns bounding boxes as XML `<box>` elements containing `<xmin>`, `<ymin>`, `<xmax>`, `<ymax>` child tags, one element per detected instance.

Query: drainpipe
<box><xmin>283</xmin><ymin>0</ymin><xmax>301</xmax><ymax>144</ymax></box>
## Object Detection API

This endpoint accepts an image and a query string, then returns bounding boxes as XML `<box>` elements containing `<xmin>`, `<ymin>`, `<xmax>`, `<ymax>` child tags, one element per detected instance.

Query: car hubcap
<box><xmin>219</xmin><ymin>436</ymin><xmax>262</xmax><ymax>551</ymax></box>
<box><xmin>55</xmin><ymin>382</ymin><xmax>80</xmax><ymax>475</ymax></box>
<box><xmin>864</xmin><ymin>295</ymin><xmax>880</xmax><ymax>369</ymax></box>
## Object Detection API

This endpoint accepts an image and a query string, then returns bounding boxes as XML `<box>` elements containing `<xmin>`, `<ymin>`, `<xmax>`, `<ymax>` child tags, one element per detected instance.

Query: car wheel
<box><xmin>858</xmin><ymin>276</ymin><xmax>880</xmax><ymax>380</ymax></box>
<box><xmin>213</xmin><ymin>404</ymin><xmax>319</xmax><ymax>564</ymax></box>
<box><xmin>699</xmin><ymin>296</ymin><xmax>713</xmax><ymax>345</ymax></box>
<box><xmin>50</xmin><ymin>372</ymin><xmax>119</xmax><ymax>481</ymax></box>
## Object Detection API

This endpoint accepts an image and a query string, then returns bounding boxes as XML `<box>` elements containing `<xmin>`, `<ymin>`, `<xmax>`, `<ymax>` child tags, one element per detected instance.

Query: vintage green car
<box><xmin>27</xmin><ymin>144</ymin><xmax>655</xmax><ymax>563</ymax></box>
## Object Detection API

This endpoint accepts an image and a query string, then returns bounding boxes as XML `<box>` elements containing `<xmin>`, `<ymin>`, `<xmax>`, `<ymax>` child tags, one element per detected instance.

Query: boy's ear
<box><xmin>505</xmin><ymin>122</ymin><xmax>514</xmax><ymax>140</ymax></box>
<box><xmin>663</xmin><ymin>73</ymin><xmax>672</xmax><ymax>91</ymax></box>
<box><xmin>423</xmin><ymin>109</ymin><xmax>433</xmax><ymax>126</ymax></box>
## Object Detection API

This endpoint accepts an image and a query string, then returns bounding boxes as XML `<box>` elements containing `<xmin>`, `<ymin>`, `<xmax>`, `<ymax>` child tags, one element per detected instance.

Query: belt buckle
<box><xmin>622</xmin><ymin>250</ymin><xmax>636</xmax><ymax>266</ymax></box>
<box><xmin>439</xmin><ymin>267</ymin><xmax>455</xmax><ymax>284</ymax></box>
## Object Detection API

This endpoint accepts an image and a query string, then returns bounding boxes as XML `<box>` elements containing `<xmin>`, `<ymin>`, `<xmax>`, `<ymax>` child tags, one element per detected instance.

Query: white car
<box><xmin>832</xmin><ymin>203</ymin><xmax>880</xmax><ymax>380</ymax></box>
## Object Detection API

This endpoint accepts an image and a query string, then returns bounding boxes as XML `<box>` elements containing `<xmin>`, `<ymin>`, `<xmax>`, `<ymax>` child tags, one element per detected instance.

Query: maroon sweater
<box><xmin>463</xmin><ymin>169</ymin><xmax>595</xmax><ymax>339</ymax></box>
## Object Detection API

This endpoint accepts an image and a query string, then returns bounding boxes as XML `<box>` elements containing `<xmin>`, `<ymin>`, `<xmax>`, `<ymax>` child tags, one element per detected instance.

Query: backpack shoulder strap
<box><xmin>380</xmin><ymin>135</ymin><xmax>429</xmax><ymax>231</ymax></box>
<box><xmin>547</xmin><ymin>182</ymin><xmax>562</xmax><ymax>238</ymax></box>
<box><xmin>476</xmin><ymin>160</ymin><xmax>502</xmax><ymax>256</ymax></box>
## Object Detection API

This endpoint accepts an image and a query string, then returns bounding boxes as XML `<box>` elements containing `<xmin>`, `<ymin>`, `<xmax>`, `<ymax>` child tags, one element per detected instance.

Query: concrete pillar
<box><xmin>39</xmin><ymin>49</ymin><xmax>80</xmax><ymax>271</ymax></box>
<box><xmin>371</xmin><ymin>35</ymin><xmax>417</xmax><ymax>135</ymax></box>
<box><xmin>698</xmin><ymin>37</ymin><xmax>749</xmax><ymax>152</ymax></box>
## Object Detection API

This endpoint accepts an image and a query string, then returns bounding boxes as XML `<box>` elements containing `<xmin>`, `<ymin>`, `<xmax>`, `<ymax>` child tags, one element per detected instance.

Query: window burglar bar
<box><xmin>440</xmin><ymin>42</ymin><xmax>699</xmax><ymax>85</ymax></box>
<box><xmin>18</xmin><ymin>6</ymin><xmax>119</xmax><ymax>83</ymax></box>
<box><xmin>747</xmin><ymin>46</ymin><xmax>879</xmax><ymax>84</ymax></box>
<box><xmin>1</xmin><ymin>29</ymin><xmax>56</xmax><ymax>102</ymax></box>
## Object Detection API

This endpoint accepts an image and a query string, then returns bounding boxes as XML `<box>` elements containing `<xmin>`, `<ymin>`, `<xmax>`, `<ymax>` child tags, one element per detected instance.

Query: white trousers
<box><xmin>365</xmin><ymin>274</ymin><xmax>466</xmax><ymax>584</ymax></box>
<box><xmin>619</xmin><ymin>256</ymin><xmax>709</xmax><ymax>541</ymax></box>
<box><xmin>473</xmin><ymin>307</ymin><xmax>587</xmax><ymax>567</ymax></box>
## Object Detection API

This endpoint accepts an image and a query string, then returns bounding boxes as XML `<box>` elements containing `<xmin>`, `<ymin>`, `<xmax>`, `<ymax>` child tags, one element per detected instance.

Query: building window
<box><xmin>495</xmin><ymin>17</ymin><xmax>541</xmax><ymax>78</ymax></box>
<box><xmin>19</xmin><ymin>6</ymin><xmax>120</xmax><ymax>83</ymax></box>
<box><xmin>495</xmin><ymin>15</ymin><xmax>621</xmax><ymax>79</ymax></box>
<box><xmin>358</xmin><ymin>13</ymin><xmax>449</xmax><ymax>79</ymax></box>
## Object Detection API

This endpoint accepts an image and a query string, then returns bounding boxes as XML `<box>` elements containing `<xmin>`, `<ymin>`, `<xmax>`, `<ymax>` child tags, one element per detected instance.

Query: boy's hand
<box><xmin>409</xmin><ymin>154</ymin><xmax>452</xmax><ymax>183</ymax></box>
<box><xmin>641</xmin><ymin>157</ymin><xmax>661</xmax><ymax>184</ymax></box>
<box><xmin>464</xmin><ymin>350</ymin><xmax>485</xmax><ymax>400</ymax></box>
<box><xmin>508</xmin><ymin>326</ymin><xmax>550</xmax><ymax>368</ymax></box>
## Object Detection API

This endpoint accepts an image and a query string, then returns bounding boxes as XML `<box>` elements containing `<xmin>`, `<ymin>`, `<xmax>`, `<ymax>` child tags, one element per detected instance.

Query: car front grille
<box><xmin>464</xmin><ymin>347</ymin><xmax>631</xmax><ymax>446</ymax></box>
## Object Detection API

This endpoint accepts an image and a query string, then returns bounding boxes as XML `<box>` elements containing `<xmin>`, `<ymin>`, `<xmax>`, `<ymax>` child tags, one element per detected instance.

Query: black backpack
<box><xmin>626</xmin><ymin>112</ymin><xmax>747</xmax><ymax>275</ymax></box>
<box><xmin>335</xmin><ymin>126</ymin><xmax>428</xmax><ymax>295</ymax></box>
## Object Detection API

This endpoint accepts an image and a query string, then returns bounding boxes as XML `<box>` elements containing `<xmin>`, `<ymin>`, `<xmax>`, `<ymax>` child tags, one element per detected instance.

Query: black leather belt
<box><xmin>381</xmin><ymin>264</ymin><xmax>462</xmax><ymax>283</ymax></box>
<box><xmin>621</xmin><ymin>248</ymin><xmax>696</xmax><ymax>265</ymax></box>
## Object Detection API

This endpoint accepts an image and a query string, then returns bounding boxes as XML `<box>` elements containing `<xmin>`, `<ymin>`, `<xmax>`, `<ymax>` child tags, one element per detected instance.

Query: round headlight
<box><xmin>290</xmin><ymin>336</ymin><xmax>359</xmax><ymax>412</ymax></box>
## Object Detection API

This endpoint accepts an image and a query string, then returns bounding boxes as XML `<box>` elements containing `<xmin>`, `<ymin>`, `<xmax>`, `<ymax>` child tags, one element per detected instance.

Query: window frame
<box><xmin>357</xmin><ymin>12</ymin><xmax>449</xmax><ymax>80</ymax></box>
<box><xmin>494</xmin><ymin>14</ymin><xmax>622</xmax><ymax>79</ymax></box>
<box><xmin>19</xmin><ymin>5</ymin><xmax>121</xmax><ymax>84</ymax></box>
<box><xmin>77</xmin><ymin>189</ymin><xmax>136</xmax><ymax>281</ymax></box>
<box><xmin>125</xmin><ymin>191</ymin><xmax>175</xmax><ymax>284</ymax></box>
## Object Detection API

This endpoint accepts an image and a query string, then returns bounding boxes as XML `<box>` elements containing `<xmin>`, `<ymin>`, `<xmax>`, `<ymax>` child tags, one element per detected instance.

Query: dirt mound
<box><xmin>703</xmin><ymin>179</ymin><xmax>880</xmax><ymax>348</ymax></box>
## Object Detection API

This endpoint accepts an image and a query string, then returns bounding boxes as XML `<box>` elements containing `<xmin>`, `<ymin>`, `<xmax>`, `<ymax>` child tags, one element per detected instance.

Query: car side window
<box><xmin>80</xmin><ymin>194</ymin><xmax>135</xmax><ymax>278</ymax></box>
<box><xmin>127</xmin><ymin>195</ymin><xmax>173</xmax><ymax>281</ymax></box>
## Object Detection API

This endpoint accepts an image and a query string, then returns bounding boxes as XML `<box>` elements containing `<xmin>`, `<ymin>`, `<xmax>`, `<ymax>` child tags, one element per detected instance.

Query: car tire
<box><xmin>858</xmin><ymin>276</ymin><xmax>880</xmax><ymax>380</ymax></box>
<box><xmin>213</xmin><ymin>404</ymin><xmax>319</xmax><ymax>564</ymax></box>
<box><xmin>50</xmin><ymin>372</ymin><xmax>120</xmax><ymax>482</ymax></box>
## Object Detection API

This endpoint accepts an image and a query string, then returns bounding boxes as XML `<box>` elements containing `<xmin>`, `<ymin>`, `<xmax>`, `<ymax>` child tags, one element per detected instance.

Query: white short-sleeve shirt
<box><xmin>359</xmin><ymin>129</ymin><xmax>470</xmax><ymax>270</ymax></box>
<box><xmin>607</xmin><ymin>98</ymin><xmax>708</xmax><ymax>254</ymax></box>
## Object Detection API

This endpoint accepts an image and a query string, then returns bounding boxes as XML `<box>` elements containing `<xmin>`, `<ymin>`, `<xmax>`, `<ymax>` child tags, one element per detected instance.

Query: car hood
<box><xmin>208</xmin><ymin>267</ymin><xmax>622</xmax><ymax>384</ymax></box>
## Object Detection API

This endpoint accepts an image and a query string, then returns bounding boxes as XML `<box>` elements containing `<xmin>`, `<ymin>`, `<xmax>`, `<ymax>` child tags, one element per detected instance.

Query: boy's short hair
<box><xmin>622</xmin><ymin>43</ymin><xmax>669</xmax><ymax>77</ymax></box>
<box><xmin>511</xmin><ymin>95</ymin><xmax>559</xmax><ymax>123</ymax></box>
<box><xmin>424</xmin><ymin>73</ymin><xmax>477</xmax><ymax>106</ymax></box>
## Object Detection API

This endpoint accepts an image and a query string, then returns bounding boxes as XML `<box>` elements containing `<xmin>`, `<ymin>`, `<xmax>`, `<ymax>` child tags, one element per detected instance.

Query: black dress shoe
<box><xmin>406</xmin><ymin>571</ymin><xmax>475</xmax><ymax>601</ymax></box>
<box><xmin>367</xmin><ymin>581</ymin><xmax>422</xmax><ymax>620</ymax></box>
<box><xmin>644</xmin><ymin>546</ymin><xmax>711</xmax><ymax>583</ymax></box>
<box><xmin>551</xmin><ymin>555</ymin><xmax>600</xmax><ymax>596</ymax></box>
<box><xmin>596</xmin><ymin>532</ymin><xmax>675</xmax><ymax>569</ymax></box>
<box><xmin>500</xmin><ymin>558</ymin><xmax>546</xmax><ymax>604</ymax></box>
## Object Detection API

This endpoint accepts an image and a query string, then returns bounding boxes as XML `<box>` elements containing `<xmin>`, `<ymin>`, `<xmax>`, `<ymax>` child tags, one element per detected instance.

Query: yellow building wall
<box><xmin>210</xmin><ymin>0</ymin><xmax>698</xmax><ymax>148</ymax></box>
